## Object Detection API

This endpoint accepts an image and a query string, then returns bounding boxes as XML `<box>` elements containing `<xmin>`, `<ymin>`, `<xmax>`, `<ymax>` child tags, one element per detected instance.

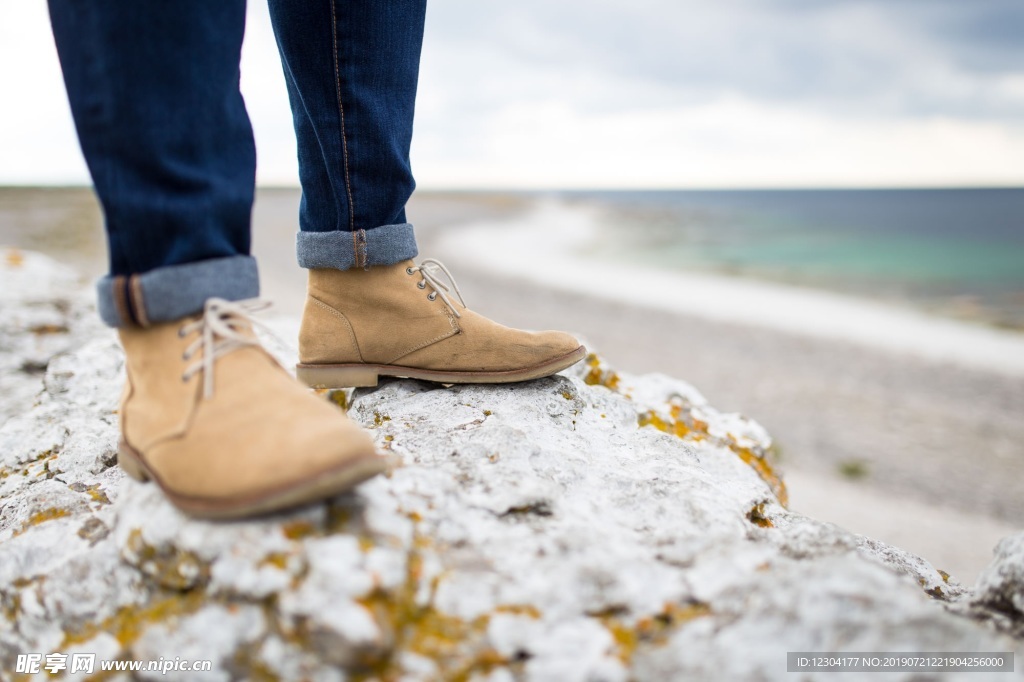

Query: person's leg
<box><xmin>268</xmin><ymin>0</ymin><xmax>423</xmax><ymax>270</ymax></box>
<box><xmin>49</xmin><ymin>0</ymin><xmax>259</xmax><ymax>327</ymax></box>
<box><xmin>269</xmin><ymin>1</ymin><xmax>586</xmax><ymax>388</ymax></box>
<box><xmin>47</xmin><ymin>1</ymin><xmax>384</xmax><ymax>518</ymax></box>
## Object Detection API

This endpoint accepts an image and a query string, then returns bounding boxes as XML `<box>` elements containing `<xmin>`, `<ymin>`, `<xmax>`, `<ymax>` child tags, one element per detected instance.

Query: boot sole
<box><xmin>117</xmin><ymin>440</ymin><xmax>387</xmax><ymax>520</ymax></box>
<box><xmin>295</xmin><ymin>345</ymin><xmax>587</xmax><ymax>389</ymax></box>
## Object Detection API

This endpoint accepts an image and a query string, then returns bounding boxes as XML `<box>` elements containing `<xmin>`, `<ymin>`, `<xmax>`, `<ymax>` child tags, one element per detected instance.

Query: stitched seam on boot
<box><xmin>122</xmin><ymin>339</ymin><xmax>203</xmax><ymax>452</ymax></box>
<box><xmin>310</xmin><ymin>295</ymin><xmax>364</xmax><ymax>363</ymax></box>
<box><xmin>120</xmin><ymin>371</ymin><xmax>137</xmax><ymax>448</ymax></box>
<box><xmin>385</xmin><ymin>307</ymin><xmax>460</xmax><ymax>365</ymax></box>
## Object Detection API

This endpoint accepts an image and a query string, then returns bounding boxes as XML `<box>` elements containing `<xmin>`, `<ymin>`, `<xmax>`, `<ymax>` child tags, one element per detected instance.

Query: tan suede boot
<box><xmin>117</xmin><ymin>298</ymin><xmax>385</xmax><ymax>519</ymax></box>
<box><xmin>296</xmin><ymin>259</ymin><xmax>586</xmax><ymax>388</ymax></box>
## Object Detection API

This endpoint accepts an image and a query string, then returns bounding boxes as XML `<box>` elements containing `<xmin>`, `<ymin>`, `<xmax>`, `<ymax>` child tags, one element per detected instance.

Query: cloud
<box><xmin>411</xmin><ymin>0</ymin><xmax>1024</xmax><ymax>186</ymax></box>
<box><xmin>0</xmin><ymin>3</ymin><xmax>88</xmax><ymax>183</ymax></box>
<box><xmin>1</xmin><ymin>0</ymin><xmax>1021</xmax><ymax>187</ymax></box>
<box><xmin>417</xmin><ymin>95</ymin><xmax>1024</xmax><ymax>188</ymax></box>
<box><xmin>420</xmin><ymin>0</ymin><xmax>1024</xmax><ymax>119</ymax></box>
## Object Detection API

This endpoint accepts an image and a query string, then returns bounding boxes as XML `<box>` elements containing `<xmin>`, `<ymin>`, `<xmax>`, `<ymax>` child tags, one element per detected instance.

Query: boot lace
<box><xmin>405</xmin><ymin>258</ymin><xmax>467</xmax><ymax>318</ymax></box>
<box><xmin>179</xmin><ymin>298</ymin><xmax>277</xmax><ymax>399</ymax></box>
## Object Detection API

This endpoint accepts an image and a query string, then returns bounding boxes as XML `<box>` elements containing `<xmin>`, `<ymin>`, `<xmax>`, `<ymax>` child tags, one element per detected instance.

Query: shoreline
<box><xmin>406</xmin><ymin>194</ymin><xmax>1024</xmax><ymax>582</ymax></box>
<box><xmin>432</xmin><ymin>199</ymin><xmax>1024</xmax><ymax>378</ymax></box>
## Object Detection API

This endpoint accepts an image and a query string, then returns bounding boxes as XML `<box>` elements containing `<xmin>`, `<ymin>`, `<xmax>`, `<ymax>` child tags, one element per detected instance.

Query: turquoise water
<box><xmin>567</xmin><ymin>189</ymin><xmax>1024</xmax><ymax>329</ymax></box>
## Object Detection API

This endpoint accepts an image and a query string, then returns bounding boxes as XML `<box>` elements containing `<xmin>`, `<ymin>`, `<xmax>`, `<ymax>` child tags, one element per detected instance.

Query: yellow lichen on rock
<box><xmin>733</xmin><ymin>447</ymin><xmax>788</xmax><ymax>507</ymax></box>
<box><xmin>599</xmin><ymin>601</ymin><xmax>712</xmax><ymax>664</ymax></box>
<box><xmin>0</xmin><ymin>576</ymin><xmax>41</xmax><ymax>625</ymax></box>
<box><xmin>281</xmin><ymin>521</ymin><xmax>317</xmax><ymax>541</ymax></box>
<box><xmin>746</xmin><ymin>502</ymin><xmax>774</xmax><ymax>528</ymax></box>
<box><xmin>582</xmin><ymin>353</ymin><xmax>787</xmax><ymax>506</ymax></box>
<box><xmin>637</xmin><ymin>406</ymin><xmax>787</xmax><ymax>506</ymax></box>
<box><xmin>13</xmin><ymin>507</ymin><xmax>70</xmax><ymax>536</ymax></box>
<box><xmin>582</xmin><ymin>353</ymin><xmax>621</xmax><ymax>390</ymax></box>
<box><xmin>124</xmin><ymin>529</ymin><xmax>209</xmax><ymax>591</ymax></box>
<box><xmin>231</xmin><ymin>643</ymin><xmax>282</xmax><ymax>682</ymax></box>
<box><xmin>258</xmin><ymin>552</ymin><xmax>291</xmax><ymax>571</ymax></box>
<box><xmin>327</xmin><ymin>389</ymin><xmax>350</xmax><ymax>411</ymax></box>
<box><xmin>61</xmin><ymin>588</ymin><xmax>209</xmax><ymax>650</ymax></box>
<box><xmin>70</xmin><ymin>481</ymin><xmax>111</xmax><ymax>505</ymax></box>
<box><xmin>492</xmin><ymin>604</ymin><xmax>541</xmax><ymax>619</ymax></box>
<box><xmin>349</xmin><ymin>532</ymin><xmax>542</xmax><ymax>681</ymax></box>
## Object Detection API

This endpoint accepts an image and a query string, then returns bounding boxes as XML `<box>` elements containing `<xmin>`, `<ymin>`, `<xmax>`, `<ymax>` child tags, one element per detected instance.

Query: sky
<box><xmin>1</xmin><ymin>0</ymin><xmax>1022</xmax><ymax>189</ymax></box>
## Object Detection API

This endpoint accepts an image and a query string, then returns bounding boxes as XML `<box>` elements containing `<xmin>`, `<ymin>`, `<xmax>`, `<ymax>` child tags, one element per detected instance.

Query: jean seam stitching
<box><xmin>356</xmin><ymin>229</ymin><xmax>367</xmax><ymax>268</ymax></box>
<box><xmin>330</xmin><ymin>0</ymin><xmax>356</xmax><ymax>234</ymax></box>
<box><xmin>128</xmin><ymin>275</ymin><xmax>149</xmax><ymax>327</ymax></box>
<box><xmin>112</xmin><ymin>276</ymin><xmax>131</xmax><ymax>327</ymax></box>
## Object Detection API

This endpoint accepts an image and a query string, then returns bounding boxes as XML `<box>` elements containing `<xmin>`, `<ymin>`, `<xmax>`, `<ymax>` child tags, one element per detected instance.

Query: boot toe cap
<box><xmin>143</xmin><ymin>382</ymin><xmax>383</xmax><ymax>515</ymax></box>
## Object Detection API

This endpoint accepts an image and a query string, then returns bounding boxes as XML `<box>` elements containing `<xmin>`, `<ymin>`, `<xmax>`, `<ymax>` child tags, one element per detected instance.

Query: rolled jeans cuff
<box><xmin>96</xmin><ymin>255</ymin><xmax>259</xmax><ymax>328</ymax></box>
<box><xmin>296</xmin><ymin>223</ymin><xmax>418</xmax><ymax>270</ymax></box>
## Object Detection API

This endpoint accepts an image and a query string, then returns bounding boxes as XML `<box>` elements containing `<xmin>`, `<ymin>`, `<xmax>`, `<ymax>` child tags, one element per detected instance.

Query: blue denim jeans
<box><xmin>48</xmin><ymin>0</ymin><xmax>425</xmax><ymax>327</ymax></box>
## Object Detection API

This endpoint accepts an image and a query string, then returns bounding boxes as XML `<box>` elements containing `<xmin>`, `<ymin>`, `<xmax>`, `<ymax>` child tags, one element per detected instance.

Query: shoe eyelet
<box><xmin>417</xmin><ymin>281</ymin><xmax>426</xmax><ymax>289</ymax></box>
<box><xmin>181</xmin><ymin>374</ymin><xmax>188</xmax><ymax>382</ymax></box>
<box><xmin>177</xmin><ymin>328</ymin><xmax>186</xmax><ymax>338</ymax></box>
<box><xmin>427</xmin><ymin>292</ymin><xmax>437</xmax><ymax>301</ymax></box>
<box><xmin>406</xmin><ymin>267</ymin><xmax>414</xmax><ymax>275</ymax></box>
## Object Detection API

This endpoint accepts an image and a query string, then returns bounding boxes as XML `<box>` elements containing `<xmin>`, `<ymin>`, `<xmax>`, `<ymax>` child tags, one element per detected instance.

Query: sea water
<box><xmin>567</xmin><ymin>188</ymin><xmax>1024</xmax><ymax>330</ymax></box>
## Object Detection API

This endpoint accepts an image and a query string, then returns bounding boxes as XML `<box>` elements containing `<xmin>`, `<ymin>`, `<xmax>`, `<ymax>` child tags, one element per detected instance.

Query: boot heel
<box><xmin>296</xmin><ymin>364</ymin><xmax>380</xmax><ymax>389</ymax></box>
<box><xmin>117</xmin><ymin>441</ymin><xmax>150</xmax><ymax>482</ymax></box>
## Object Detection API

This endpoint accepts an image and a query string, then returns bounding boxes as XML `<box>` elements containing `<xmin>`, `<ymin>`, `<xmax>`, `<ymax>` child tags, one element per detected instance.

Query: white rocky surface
<box><xmin>1</xmin><ymin>250</ymin><xmax>1022</xmax><ymax>681</ymax></box>
<box><xmin>0</xmin><ymin>248</ymin><xmax>97</xmax><ymax>427</ymax></box>
<box><xmin>968</xmin><ymin>533</ymin><xmax>1024</xmax><ymax>640</ymax></box>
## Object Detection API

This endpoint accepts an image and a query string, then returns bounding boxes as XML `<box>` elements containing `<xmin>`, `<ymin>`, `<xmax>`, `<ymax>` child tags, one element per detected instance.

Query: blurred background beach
<box><xmin>1</xmin><ymin>1</ymin><xmax>1022</xmax><ymax>583</ymax></box>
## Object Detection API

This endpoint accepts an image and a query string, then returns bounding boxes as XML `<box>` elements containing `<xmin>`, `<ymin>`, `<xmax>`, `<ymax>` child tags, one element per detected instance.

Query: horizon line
<box><xmin>1</xmin><ymin>183</ymin><xmax>1022</xmax><ymax>193</ymax></box>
